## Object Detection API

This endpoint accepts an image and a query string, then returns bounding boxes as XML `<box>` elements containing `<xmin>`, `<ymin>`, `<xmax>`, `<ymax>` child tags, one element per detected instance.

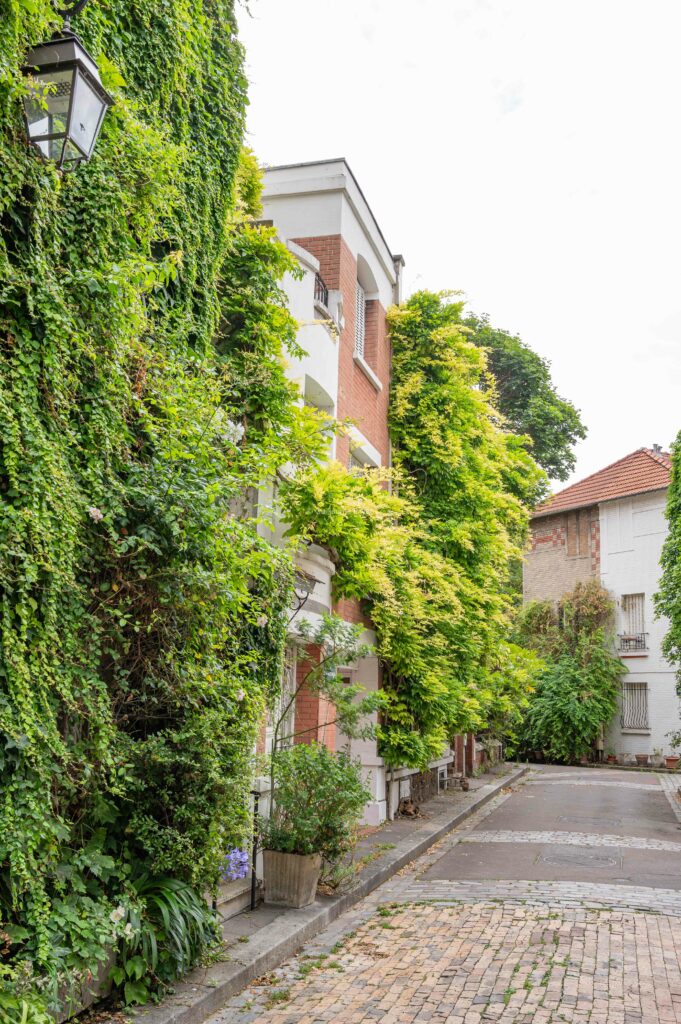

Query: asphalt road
<box><xmin>423</xmin><ymin>764</ymin><xmax>681</xmax><ymax>891</ymax></box>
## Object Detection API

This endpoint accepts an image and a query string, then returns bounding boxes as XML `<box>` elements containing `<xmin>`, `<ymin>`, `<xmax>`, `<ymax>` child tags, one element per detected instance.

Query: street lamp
<box><xmin>21</xmin><ymin>0</ymin><xmax>113</xmax><ymax>170</ymax></box>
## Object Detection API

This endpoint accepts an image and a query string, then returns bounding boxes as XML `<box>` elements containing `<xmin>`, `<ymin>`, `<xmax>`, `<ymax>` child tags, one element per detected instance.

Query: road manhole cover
<box><xmin>559</xmin><ymin>815</ymin><xmax>622</xmax><ymax>828</ymax></box>
<box><xmin>537</xmin><ymin>846</ymin><xmax>623</xmax><ymax>869</ymax></box>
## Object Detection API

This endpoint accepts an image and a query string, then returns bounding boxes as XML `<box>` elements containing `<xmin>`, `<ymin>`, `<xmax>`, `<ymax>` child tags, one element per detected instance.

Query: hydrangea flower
<box><xmin>222</xmin><ymin>419</ymin><xmax>246</xmax><ymax>445</ymax></box>
<box><xmin>109</xmin><ymin>905</ymin><xmax>125</xmax><ymax>924</ymax></box>
<box><xmin>88</xmin><ymin>506</ymin><xmax>104</xmax><ymax>523</ymax></box>
<box><xmin>220</xmin><ymin>847</ymin><xmax>250</xmax><ymax>881</ymax></box>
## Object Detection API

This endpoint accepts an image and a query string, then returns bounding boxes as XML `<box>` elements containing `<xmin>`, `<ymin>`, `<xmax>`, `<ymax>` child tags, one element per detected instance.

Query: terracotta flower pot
<box><xmin>635</xmin><ymin>754</ymin><xmax>649</xmax><ymax>766</ymax></box>
<box><xmin>606</xmin><ymin>755</ymin><xmax>617</xmax><ymax>764</ymax></box>
<box><xmin>263</xmin><ymin>850</ymin><xmax>322</xmax><ymax>908</ymax></box>
<box><xmin>665</xmin><ymin>755</ymin><xmax>680</xmax><ymax>771</ymax></box>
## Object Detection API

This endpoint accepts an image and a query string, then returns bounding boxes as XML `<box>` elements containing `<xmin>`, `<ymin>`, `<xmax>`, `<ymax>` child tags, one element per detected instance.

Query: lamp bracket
<box><xmin>57</xmin><ymin>0</ymin><xmax>90</xmax><ymax>29</ymax></box>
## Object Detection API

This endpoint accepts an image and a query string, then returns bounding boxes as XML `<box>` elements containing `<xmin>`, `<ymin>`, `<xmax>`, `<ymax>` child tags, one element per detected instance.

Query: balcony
<box><xmin>617</xmin><ymin>633</ymin><xmax>648</xmax><ymax>653</ymax></box>
<box><xmin>314</xmin><ymin>272</ymin><xmax>329</xmax><ymax>310</ymax></box>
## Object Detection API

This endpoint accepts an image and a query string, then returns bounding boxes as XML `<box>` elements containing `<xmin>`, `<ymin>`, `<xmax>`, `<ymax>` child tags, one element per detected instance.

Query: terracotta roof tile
<box><xmin>534</xmin><ymin>448</ymin><xmax>671</xmax><ymax>518</ymax></box>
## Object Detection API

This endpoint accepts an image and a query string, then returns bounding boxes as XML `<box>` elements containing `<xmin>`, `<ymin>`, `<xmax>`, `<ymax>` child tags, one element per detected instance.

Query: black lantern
<box><xmin>22</xmin><ymin>22</ymin><xmax>113</xmax><ymax>170</ymax></box>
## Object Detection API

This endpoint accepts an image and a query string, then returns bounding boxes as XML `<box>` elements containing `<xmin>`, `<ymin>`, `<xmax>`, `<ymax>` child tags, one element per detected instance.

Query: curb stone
<box><xmin>132</xmin><ymin>763</ymin><xmax>528</xmax><ymax>1024</ymax></box>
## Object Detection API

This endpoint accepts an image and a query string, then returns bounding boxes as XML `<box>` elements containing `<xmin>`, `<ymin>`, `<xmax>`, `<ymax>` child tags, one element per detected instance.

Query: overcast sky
<box><xmin>238</xmin><ymin>0</ymin><xmax>681</xmax><ymax>487</ymax></box>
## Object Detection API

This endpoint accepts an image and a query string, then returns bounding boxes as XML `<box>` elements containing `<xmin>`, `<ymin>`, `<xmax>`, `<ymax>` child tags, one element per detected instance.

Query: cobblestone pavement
<box><xmin>206</xmin><ymin>768</ymin><xmax>681</xmax><ymax>1024</ymax></box>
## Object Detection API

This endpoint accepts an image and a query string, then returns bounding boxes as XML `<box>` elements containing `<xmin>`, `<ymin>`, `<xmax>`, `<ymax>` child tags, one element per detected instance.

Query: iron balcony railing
<box><xmin>617</xmin><ymin>632</ymin><xmax>648</xmax><ymax>652</ymax></box>
<box><xmin>314</xmin><ymin>272</ymin><xmax>329</xmax><ymax>309</ymax></box>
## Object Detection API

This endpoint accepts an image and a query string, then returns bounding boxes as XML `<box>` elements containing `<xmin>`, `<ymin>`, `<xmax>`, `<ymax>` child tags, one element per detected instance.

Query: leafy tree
<box><xmin>281</xmin><ymin>291</ymin><xmax>546</xmax><ymax>769</ymax></box>
<box><xmin>514</xmin><ymin>581</ymin><xmax>625</xmax><ymax>761</ymax></box>
<box><xmin>464</xmin><ymin>312</ymin><xmax>587</xmax><ymax>482</ymax></box>
<box><xmin>519</xmin><ymin>636</ymin><xmax>623</xmax><ymax>764</ymax></box>
<box><xmin>656</xmin><ymin>431</ymin><xmax>681</xmax><ymax>689</ymax></box>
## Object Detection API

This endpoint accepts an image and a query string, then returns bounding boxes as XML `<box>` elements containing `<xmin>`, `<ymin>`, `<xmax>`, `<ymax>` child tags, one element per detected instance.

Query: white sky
<box><xmin>237</xmin><ymin>0</ymin><xmax>681</xmax><ymax>486</ymax></box>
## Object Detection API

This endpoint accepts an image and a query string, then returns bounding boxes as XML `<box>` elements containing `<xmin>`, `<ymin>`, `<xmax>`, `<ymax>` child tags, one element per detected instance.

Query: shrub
<box><xmin>112</xmin><ymin>875</ymin><xmax>218</xmax><ymax>1006</ymax></box>
<box><xmin>517</xmin><ymin>631</ymin><xmax>624</xmax><ymax>763</ymax></box>
<box><xmin>261</xmin><ymin>744</ymin><xmax>369</xmax><ymax>866</ymax></box>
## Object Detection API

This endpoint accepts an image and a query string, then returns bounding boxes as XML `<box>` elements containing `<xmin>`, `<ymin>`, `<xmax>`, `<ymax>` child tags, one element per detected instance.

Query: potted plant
<box><xmin>635</xmin><ymin>753</ymin><xmax>649</xmax><ymax>767</ymax></box>
<box><xmin>605</xmin><ymin>747</ymin><xmax>617</xmax><ymax>765</ymax></box>
<box><xmin>666</xmin><ymin>730</ymin><xmax>681</xmax><ymax>770</ymax></box>
<box><xmin>261</xmin><ymin>742</ymin><xmax>369</xmax><ymax>908</ymax></box>
<box><xmin>651</xmin><ymin>748</ymin><xmax>665</xmax><ymax>769</ymax></box>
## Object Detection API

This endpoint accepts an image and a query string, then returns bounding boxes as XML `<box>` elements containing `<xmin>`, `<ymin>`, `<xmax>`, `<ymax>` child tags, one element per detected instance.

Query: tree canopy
<box><xmin>281</xmin><ymin>291</ymin><xmax>544</xmax><ymax>768</ymax></box>
<box><xmin>464</xmin><ymin>312</ymin><xmax>587</xmax><ymax>481</ymax></box>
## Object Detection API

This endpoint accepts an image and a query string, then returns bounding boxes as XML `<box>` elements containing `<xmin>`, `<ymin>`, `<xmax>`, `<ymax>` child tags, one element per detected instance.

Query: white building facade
<box><xmin>600</xmin><ymin>488</ymin><xmax>679</xmax><ymax>761</ymax></box>
<box><xmin>256</xmin><ymin>158</ymin><xmax>453</xmax><ymax>822</ymax></box>
<box><xmin>524</xmin><ymin>447</ymin><xmax>679</xmax><ymax>763</ymax></box>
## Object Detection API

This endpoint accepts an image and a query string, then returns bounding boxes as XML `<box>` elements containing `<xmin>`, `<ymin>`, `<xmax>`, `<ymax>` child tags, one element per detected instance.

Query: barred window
<box><xmin>621</xmin><ymin>682</ymin><xmax>649</xmax><ymax>731</ymax></box>
<box><xmin>622</xmin><ymin>593</ymin><xmax>645</xmax><ymax>634</ymax></box>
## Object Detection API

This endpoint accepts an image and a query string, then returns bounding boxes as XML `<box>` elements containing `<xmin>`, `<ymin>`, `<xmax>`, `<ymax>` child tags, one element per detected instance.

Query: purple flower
<box><xmin>220</xmin><ymin>847</ymin><xmax>250</xmax><ymax>881</ymax></box>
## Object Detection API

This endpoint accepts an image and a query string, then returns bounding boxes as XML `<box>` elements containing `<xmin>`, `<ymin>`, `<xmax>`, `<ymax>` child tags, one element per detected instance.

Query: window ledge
<box><xmin>620</xmin><ymin>728</ymin><xmax>651</xmax><ymax>735</ymax></box>
<box><xmin>619</xmin><ymin>652</ymin><xmax>648</xmax><ymax>659</ymax></box>
<box><xmin>353</xmin><ymin>352</ymin><xmax>382</xmax><ymax>391</ymax></box>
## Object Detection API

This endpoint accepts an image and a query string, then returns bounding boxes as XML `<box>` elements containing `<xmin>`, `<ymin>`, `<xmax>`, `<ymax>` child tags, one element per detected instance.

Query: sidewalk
<box><xmin>130</xmin><ymin>762</ymin><xmax>528</xmax><ymax>1024</ymax></box>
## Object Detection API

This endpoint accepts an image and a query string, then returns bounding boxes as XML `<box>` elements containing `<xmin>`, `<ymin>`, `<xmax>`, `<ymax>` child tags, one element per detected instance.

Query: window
<box><xmin>619</xmin><ymin>593</ymin><xmax>647</xmax><ymax>651</ymax></box>
<box><xmin>621</xmin><ymin>682</ymin><xmax>649</xmax><ymax>731</ymax></box>
<box><xmin>623</xmin><ymin>593</ymin><xmax>645</xmax><ymax>633</ymax></box>
<box><xmin>348</xmin><ymin>452</ymin><xmax>364</xmax><ymax>474</ymax></box>
<box><xmin>355</xmin><ymin>281</ymin><xmax>366</xmax><ymax>357</ymax></box>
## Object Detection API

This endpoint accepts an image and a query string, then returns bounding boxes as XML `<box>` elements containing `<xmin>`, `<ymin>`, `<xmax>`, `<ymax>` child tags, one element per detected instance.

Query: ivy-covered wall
<box><xmin>0</xmin><ymin>0</ymin><xmax>321</xmax><ymax>1013</ymax></box>
<box><xmin>657</xmin><ymin>430</ymin><xmax>681</xmax><ymax>687</ymax></box>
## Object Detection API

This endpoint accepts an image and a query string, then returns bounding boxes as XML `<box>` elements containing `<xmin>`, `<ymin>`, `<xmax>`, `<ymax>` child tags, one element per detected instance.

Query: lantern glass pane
<box><xmin>61</xmin><ymin>139</ymin><xmax>83</xmax><ymax>168</ymax></box>
<box><xmin>70</xmin><ymin>70</ymin><xmax>106</xmax><ymax>157</ymax></box>
<box><xmin>23</xmin><ymin>69</ymin><xmax>73</xmax><ymax>141</ymax></box>
<box><xmin>39</xmin><ymin>138</ymin><xmax>68</xmax><ymax>163</ymax></box>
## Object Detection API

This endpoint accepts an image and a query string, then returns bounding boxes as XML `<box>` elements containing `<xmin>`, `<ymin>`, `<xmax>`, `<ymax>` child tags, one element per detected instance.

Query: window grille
<box><xmin>618</xmin><ymin>593</ymin><xmax>647</xmax><ymax>651</ymax></box>
<box><xmin>622</xmin><ymin>593</ymin><xmax>645</xmax><ymax>634</ymax></box>
<box><xmin>355</xmin><ymin>281</ymin><xmax>366</xmax><ymax>357</ymax></box>
<box><xmin>621</xmin><ymin>682</ymin><xmax>649</xmax><ymax>730</ymax></box>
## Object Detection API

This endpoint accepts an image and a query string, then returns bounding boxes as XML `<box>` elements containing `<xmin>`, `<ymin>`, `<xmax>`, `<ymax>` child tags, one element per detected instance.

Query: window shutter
<box><xmin>355</xmin><ymin>282</ymin><xmax>366</xmax><ymax>357</ymax></box>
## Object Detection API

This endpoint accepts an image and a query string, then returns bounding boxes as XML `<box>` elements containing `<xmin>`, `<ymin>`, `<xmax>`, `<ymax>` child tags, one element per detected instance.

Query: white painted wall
<box><xmin>262</xmin><ymin>159</ymin><xmax>399</xmax><ymax>308</ymax></box>
<box><xmin>600</xmin><ymin>489</ymin><xmax>680</xmax><ymax>758</ymax></box>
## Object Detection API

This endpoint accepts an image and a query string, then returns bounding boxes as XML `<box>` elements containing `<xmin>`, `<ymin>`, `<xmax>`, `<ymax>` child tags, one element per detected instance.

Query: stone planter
<box><xmin>263</xmin><ymin>850</ymin><xmax>322</xmax><ymax>908</ymax></box>
<box><xmin>666</xmin><ymin>755</ymin><xmax>680</xmax><ymax>770</ymax></box>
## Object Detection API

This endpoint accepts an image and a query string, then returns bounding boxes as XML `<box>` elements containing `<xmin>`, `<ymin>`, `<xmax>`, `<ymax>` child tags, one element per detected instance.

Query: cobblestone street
<box><xmin>206</xmin><ymin>767</ymin><xmax>681</xmax><ymax>1023</ymax></box>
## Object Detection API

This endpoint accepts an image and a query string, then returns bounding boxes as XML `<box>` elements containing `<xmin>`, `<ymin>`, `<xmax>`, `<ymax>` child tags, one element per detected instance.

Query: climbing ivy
<box><xmin>0</xmin><ymin>0</ymin><xmax>321</xmax><ymax>1011</ymax></box>
<box><xmin>656</xmin><ymin>431</ymin><xmax>681</xmax><ymax>689</ymax></box>
<box><xmin>281</xmin><ymin>290</ymin><xmax>545</xmax><ymax>768</ymax></box>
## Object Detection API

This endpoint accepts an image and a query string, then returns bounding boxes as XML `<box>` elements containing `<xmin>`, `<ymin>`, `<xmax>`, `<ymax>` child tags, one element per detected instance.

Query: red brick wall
<box><xmin>293</xmin><ymin>643</ymin><xmax>336</xmax><ymax>751</ymax></box>
<box><xmin>524</xmin><ymin>506</ymin><xmax>600</xmax><ymax>602</ymax></box>
<box><xmin>289</xmin><ymin>234</ymin><xmax>392</xmax><ymax>744</ymax></box>
<box><xmin>292</xmin><ymin>235</ymin><xmax>391</xmax><ymax>468</ymax></box>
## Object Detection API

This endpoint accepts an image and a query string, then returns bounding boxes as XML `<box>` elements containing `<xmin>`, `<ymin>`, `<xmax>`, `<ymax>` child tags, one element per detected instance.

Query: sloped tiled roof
<box><xmin>534</xmin><ymin>448</ymin><xmax>671</xmax><ymax>519</ymax></box>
